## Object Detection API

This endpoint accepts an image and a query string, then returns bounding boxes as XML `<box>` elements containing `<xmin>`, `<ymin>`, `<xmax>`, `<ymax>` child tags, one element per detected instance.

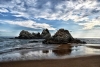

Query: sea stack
<box><xmin>18</xmin><ymin>30</ymin><xmax>33</xmax><ymax>39</ymax></box>
<box><xmin>43</xmin><ymin>29</ymin><xmax>74</xmax><ymax>44</ymax></box>
<box><xmin>43</xmin><ymin>28</ymin><xmax>86</xmax><ymax>44</ymax></box>
<box><xmin>16</xmin><ymin>29</ymin><xmax>51</xmax><ymax>39</ymax></box>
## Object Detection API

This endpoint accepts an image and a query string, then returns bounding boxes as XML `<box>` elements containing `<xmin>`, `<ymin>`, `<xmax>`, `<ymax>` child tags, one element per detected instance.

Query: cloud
<box><xmin>0</xmin><ymin>0</ymin><xmax>100</xmax><ymax>28</ymax></box>
<box><xmin>0</xmin><ymin>20</ymin><xmax>56</xmax><ymax>30</ymax></box>
<box><xmin>32</xmin><ymin>0</ymin><xmax>99</xmax><ymax>22</ymax></box>
<box><xmin>0</xmin><ymin>0</ymin><xmax>100</xmax><ymax>22</ymax></box>
<box><xmin>0</xmin><ymin>8</ymin><xmax>9</xmax><ymax>13</ymax></box>
<box><xmin>11</xmin><ymin>11</ymin><xmax>29</xmax><ymax>18</ymax></box>
<box><xmin>72</xmin><ymin>29</ymin><xmax>100</xmax><ymax>38</ymax></box>
<box><xmin>0</xmin><ymin>0</ymin><xmax>12</xmax><ymax>4</ymax></box>
<box><xmin>79</xmin><ymin>18</ymin><xmax>100</xmax><ymax>30</ymax></box>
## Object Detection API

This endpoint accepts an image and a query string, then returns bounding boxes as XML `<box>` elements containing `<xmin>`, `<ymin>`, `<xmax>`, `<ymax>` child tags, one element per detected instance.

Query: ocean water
<box><xmin>0</xmin><ymin>37</ymin><xmax>100</xmax><ymax>62</ymax></box>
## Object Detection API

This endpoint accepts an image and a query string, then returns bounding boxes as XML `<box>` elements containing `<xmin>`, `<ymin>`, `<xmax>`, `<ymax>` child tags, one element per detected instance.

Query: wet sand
<box><xmin>0</xmin><ymin>55</ymin><xmax>100</xmax><ymax>67</ymax></box>
<box><xmin>87</xmin><ymin>46</ymin><xmax>100</xmax><ymax>49</ymax></box>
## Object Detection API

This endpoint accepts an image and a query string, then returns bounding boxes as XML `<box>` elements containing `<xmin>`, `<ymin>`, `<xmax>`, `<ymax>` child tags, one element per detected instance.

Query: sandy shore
<box><xmin>0</xmin><ymin>55</ymin><xmax>100</xmax><ymax>67</ymax></box>
<box><xmin>87</xmin><ymin>46</ymin><xmax>100</xmax><ymax>49</ymax></box>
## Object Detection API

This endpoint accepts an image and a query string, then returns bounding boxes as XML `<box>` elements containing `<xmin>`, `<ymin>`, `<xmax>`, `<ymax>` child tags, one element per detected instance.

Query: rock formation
<box><xmin>16</xmin><ymin>29</ymin><xmax>86</xmax><ymax>44</ymax></box>
<box><xmin>43</xmin><ymin>29</ymin><xmax>74</xmax><ymax>44</ymax></box>
<box><xmin>17</xmin><ymin>30</ymin><xmax>42</xmax><ymax>39</ymax></box>
<box><xmin>16</xmin><ymin>29</ymin><xmax>51</xmax><ymax>39</ymax></box>
<box><xmin>18</xmin><ymin>30</ymin><xmax>33</xmax><ymax>39</ymax></box>
<box><xmin>43</xmin><ymin>29</ymin><xmax>86</xmax><ymax>44</ymax></box>
<box><xmin>41</xmin><ymin>29</ymin><xmax>51</xmax><ymax>39</ymax></box>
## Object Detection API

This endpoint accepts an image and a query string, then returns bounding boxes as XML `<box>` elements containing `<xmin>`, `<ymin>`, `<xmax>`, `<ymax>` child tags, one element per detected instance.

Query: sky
<box><xmin>0</xmin><ymin>0</ymin><xmax>100</xmax><ymax>38</ymax></box>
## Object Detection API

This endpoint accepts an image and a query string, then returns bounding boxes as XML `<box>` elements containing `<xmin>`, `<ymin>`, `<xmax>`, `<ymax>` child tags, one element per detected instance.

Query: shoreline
<box><xmin>0</xmin><ymin>55</ymin><xmax>100</xmax><ymax>67</ymax></box>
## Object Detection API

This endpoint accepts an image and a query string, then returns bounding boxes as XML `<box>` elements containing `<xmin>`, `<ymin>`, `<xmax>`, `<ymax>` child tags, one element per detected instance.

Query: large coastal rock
<box><xmin>16</xmin><ymin>29</ymin><xmax>51</xmax><ymax>39</ymax></box>
<box><xmin>18</xmin><ymin>30</ymin><xmax>42</xmax><ymax>39</ymax></box>
<box><xmin>43</xmin><ymin>29</ymin><xmax>74</xmax><ymax>44</ymax></box>
<box><xmin>43</xmin><ymin>29</ymin><xmax>86</xmax><ymax>44</ymax></box>
<box><xmin>41</xmin><ymin>29</ymin><xmax>51</xmax><ymax>39</ymax></box>
<box><xmin>18</xmin><ymin>30</ymin><xmax>33</xmax><ymax>39</ymax></box>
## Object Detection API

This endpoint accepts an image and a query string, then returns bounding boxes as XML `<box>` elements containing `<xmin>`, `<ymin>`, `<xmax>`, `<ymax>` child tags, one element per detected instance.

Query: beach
<box><xmin>0</xmin><ymin>55</ymin><xmax>100</xmax><ymax>67</ymax></box>
<box><xmin>0</xmin><ymin>38</ymin><xmax>100</xmax><ymax>67</ymax></box>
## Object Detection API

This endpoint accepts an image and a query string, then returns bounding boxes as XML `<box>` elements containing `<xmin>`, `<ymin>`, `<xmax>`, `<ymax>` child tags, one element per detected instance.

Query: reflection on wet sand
<box><xmin>1</xmin><ymin>43</ymin><xmax>100</xmax><ymax>62</ymax></box>
<box><xmin>52</xmin><ymin>44</ymin><xmax>72</xmax><ymax>56</ymax></box>
<box><xmin>86</xmin><ymin>46</ymin><xmax>100</xmax><ymax>49</ymax></box>
<box><xmin>42</xmin><ymin>44</ymin><xmax>73</xmax><ymax>56</ymax></box>
<box><xmin>53</xmin><ymin>49</ymin><xmax>72</xmax><ymax>56</ymax></box>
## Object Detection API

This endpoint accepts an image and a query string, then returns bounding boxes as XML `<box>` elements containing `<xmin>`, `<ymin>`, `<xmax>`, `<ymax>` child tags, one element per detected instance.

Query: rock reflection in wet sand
<box><xmin>53</xmin><ymin>44</ymin><xmax>72</xmax><ymax>56</ymax></box>
<box><xmin>42</xmin><ymin>44</ymin><xmax>72</xmax><ymax>56</ymax></box>
<box><xmin>53</xmin><ymin>49</ymin><xmax>72</xmax><ymax>56</ymax></box>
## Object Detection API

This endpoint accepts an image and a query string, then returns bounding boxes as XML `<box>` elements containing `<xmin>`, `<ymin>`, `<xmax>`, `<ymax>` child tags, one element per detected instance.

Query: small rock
<box><xmin>29</xmin><ymin>41</ymin><xmax>39</xmax><ymax>43</ymax></box>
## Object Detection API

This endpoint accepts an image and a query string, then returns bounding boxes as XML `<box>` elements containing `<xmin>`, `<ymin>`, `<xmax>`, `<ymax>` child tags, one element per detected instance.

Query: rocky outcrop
<box><xmin>43</xmin><ymin>29</ymin><xmax>86</xmax><ymax>44</ymax></box>
<box><xmin>29</xmin><ymin>40</ymin><xmax>39</xmax><ymax>43</ymax></box>
<box><xmin>41</xmin><ymin>29</ymin><xmax>51</xmax><ymax>39</ymax></box>
<box><xmin>16</xmin><ymin>29</ymin><xmax>51</xmax><ymax>39</ymax></box>
<box><xmin>17</xmin><ymin>30</ymin><xmax>42</xmax><ymax>39</ymax></box>
<box><xmin>18</xmin><ymin>30</ymin><xmax>33</xmax><ymax>39</ymax></box>
<box><xmin>43</xmin><ymin>29</ymin><xmax>74</xmax><ymax>44</ymax></box>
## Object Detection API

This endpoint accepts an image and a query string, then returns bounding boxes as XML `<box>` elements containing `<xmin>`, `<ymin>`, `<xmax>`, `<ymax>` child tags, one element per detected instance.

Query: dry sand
<box><xmin>0</xmin><ymin>55</ymin><xmax>100</xmax><ymax>67</ymax></box>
